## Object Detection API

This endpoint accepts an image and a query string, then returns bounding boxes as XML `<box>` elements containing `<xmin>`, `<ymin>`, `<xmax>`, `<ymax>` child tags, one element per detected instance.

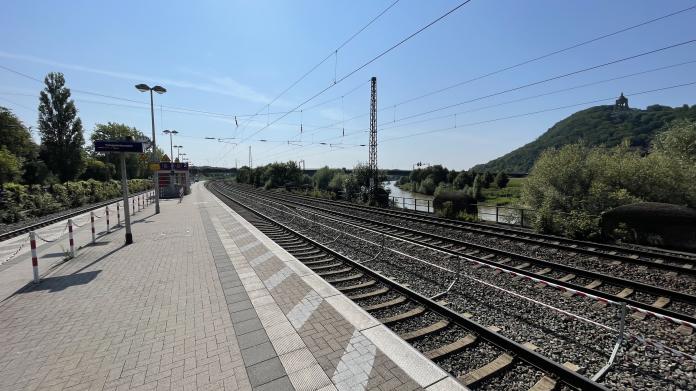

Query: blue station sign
<box><xmin>94</xmin><ymin>140</ymin><xmax>146</xmax><ymax>153</ymax></box>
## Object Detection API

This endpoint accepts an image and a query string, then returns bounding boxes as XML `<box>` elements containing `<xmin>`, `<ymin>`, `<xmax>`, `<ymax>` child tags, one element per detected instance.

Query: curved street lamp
<box><xmin>135</xmin><ymin>83</ymin><xmax>166</xmax><ymax>214</ymax></box>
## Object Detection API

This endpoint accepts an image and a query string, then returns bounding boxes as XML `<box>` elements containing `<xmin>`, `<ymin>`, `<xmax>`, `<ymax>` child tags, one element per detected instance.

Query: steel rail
<box><xmin>208</xmin><ymin>182</ymin><xmax>607</xmax><ymax>391</ymax></box>
<box><xmin>222</xmin><ymin>184</ymin><xmax>696</xmax><ymax>325</ymax></box>
<box><xmin>264</xmin><ymin>185</ymin><xmax>696</xmax><ymax>269</ymax></box>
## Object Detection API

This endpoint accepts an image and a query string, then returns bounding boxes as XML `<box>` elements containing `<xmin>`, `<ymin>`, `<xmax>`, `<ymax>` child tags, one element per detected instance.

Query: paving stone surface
<box><xmin>0</xmin><ymin>183</ymin><xmax>463</xmax><ymax>391</ymax></box>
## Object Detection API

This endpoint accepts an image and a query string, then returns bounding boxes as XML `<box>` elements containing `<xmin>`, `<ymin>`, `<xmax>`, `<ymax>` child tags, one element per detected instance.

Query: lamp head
<box><xmin>152</xmin><ymin>85</ymin><xmax>167</xmax><ymax>94</ymax></box>
<box><xmin>135</xmin><ymin>83</ymin><xmax>151</xmax><ymax>92</ymax></box>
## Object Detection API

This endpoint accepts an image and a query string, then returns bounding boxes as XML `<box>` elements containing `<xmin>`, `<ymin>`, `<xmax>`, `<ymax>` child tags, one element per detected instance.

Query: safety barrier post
<box><xmin>90</xmin><ymin>211</ymin><xmax>96</xmax><ymax>243</ymax></box>
<box><xmin>29</xmin><ymin>232</ymin><xmax>39</xmax><ymax>283</ymax></box>
<box><xmin>106</xmin><ymin>206</ymin><xmax>110</xmax><ymax>233</ymax></box>
<box><xmin>132</xmin><ymin>197</ymin><xmax>136</xmax><ymax>215</ymax></box>
<box><xmin>117</xmin><ymin>203</ymin><xmax>121</xmax><ymax>226</ymax></box>
<box><xmin>68</xmin><ymin>219</ymin><xmax>75</xmax><ymax>257</ymax></box>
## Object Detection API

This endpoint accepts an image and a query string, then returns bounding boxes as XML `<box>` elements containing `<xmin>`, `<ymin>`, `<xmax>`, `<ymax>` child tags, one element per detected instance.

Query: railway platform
<box><xmin>0</xmin><ymin>183</ymin><xmax>462</xmax><ymax>391</ymax></box>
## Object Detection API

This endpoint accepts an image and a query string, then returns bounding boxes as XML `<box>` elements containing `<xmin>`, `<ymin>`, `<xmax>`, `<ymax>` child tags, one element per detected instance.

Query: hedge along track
<box><xmin>242</xmin><ymin>184</ymin><xmax>696</xmax><ymax>272</ymax></box>
<box><xmin>0</xmin><ymin>190</ymin><xmax>152</xmax><ymax>242</ymax></box>
<box><xmin>208</xmin><ymin>182</ymin><xmax>606</xmax><ymax>391</ymax></box>
<box><xmin>219</xmin><ymin>183</ymin><xmax>696</xmax><ymax>331</ymax></box>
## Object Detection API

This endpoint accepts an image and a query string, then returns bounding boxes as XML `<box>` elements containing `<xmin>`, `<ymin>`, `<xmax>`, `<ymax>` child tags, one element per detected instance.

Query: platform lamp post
<box><xmin>135</xmin><ymin>83</ymin><xmax>166</xmax><ymax>214</ymax></box>
<box><xmin>163</xmin><ymin>130</ymin><xmax>179</xmax><ymax>194</ymax></box>
<box><xmin>174</xmin><ymin>146</ymin><xmax>184</xmax><ymax>161</ymax></box>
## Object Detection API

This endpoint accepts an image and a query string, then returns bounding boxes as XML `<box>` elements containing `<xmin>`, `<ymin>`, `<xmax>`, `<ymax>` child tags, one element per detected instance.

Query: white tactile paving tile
<box><xmin>286</xmin><ymin>290</ymin><xmax>324</xmax><ymax>329</ymax></box>
<box><xmin>332</xmin><ymin>330</ymin><xmax>377</xmax><ymax>391</ymax></box>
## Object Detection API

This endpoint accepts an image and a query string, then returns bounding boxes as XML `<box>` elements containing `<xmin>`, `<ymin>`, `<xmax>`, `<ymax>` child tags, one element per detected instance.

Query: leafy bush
<box><xmin>418</xmin><ymin>178</ymin><xmax>436</xmax><ymax>195</ymax></box>
<box><xmin>0</xmin><ymin>179</ymin><xmax>152</xmax><ymax>223</ymax></box>
<box><xmin>434</xmin><ymin>190</ymin><xmax>475</xmax><ymax>217</ymax></box>
<box><xmin>523</xmin><ymin>120</ymin><xmax>696</xmax><ymax>239</ymax></box>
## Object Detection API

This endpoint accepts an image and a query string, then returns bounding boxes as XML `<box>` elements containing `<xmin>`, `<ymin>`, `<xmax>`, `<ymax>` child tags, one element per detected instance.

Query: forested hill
<box><xmin>472</xmin><ymin>103</ymin><xmax>696</xmax><ymax>173</ymax></box>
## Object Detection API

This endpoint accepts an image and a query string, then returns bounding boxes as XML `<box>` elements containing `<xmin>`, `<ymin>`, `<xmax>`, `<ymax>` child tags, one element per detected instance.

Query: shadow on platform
<box><xmin>22</xmin><ymin>270</ymin><xmax>101</xmax><ymax>293</ymax></box>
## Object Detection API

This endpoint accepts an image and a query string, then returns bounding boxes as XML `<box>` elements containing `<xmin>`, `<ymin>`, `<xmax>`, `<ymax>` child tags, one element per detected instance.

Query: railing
<box><xmin>475</xmin><ymin>204</ymin><xmax>535</xmax><ymax>227</ymax></box>
<box><xmin>390</xmin><ymin>196</ymin><xmax>433</xmax><ymax>213</ymax></box>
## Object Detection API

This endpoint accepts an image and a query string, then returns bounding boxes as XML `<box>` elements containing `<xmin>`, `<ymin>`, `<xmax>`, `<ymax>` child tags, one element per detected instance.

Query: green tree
<box><xmin>472</xmin><ymin>174</ymin><xmax>484</xmax><ymax>200</ymax></box>
<box><xmin>494</xmin><ymin>172</ymin><xmax>509</xmax><ymax>188</ymax></box>
<box><xmin>453</xmin><ymin>171</ymin><xmax>473</xmax><ymax>189</ymax></box>
<box><xmin>482</xmin><ymin>171</ymin><xmax>494</xmax><ymax>188</ymax></box>
<box><xmin>236</xmin><ymin>166</ymin><xmax>252</xmax><ymax>184</ymax></box>
<box><xmin>328</xmin><ymin>172</ymin><xmax>349</xmax><ymax>193</ymax></box>
<box><xmin>313</xmin><ymin>166</ymin><xmax>341</xmax><ymax>190</ymax></box>
<box><xmin>0</xmin><ymin>107</ymin><xmax>35</xmax><ymax>159</ymax></box>
<box><xmin>38</xmin><ymin>72</ymin><xmax>85</xmax><ymax>181</ymax></box>
<box><xmin>652</xmin><ymin>119</ymin><xmax>696</xmax><ymax>163</ymax></box>
<box><xmin>90</xmin><ymin>122</ymin><xmax>152</xmax><ymax>178</ymax></box>
<box><xmin>447</xmin><ymin>170</ymin><xmax>458</xmax><ymax>184</ymax></box>
<box><xmin>0</xmin><ymin>148</ymin><xmax>22</xmax><ymax>184</ymax></box>
<box><xmin>81</xmin><ymin>158</ymin><xmax>115</xmax><ymax>181</ymax></box>
<box><xmin>418</xmin><ymin>177</ymin><xmax>436</xmax><ymax>195</ymax></box>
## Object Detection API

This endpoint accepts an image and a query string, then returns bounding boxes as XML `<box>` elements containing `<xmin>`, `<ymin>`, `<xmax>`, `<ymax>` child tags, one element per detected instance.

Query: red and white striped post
<box><xmin>90</xmin><ymin>211</ymin><xmax>96</xmax><ymax>243</ymax></box>
<box><xmin>68</xmin><ymin>219</ymin><xmax>75</xmax><ymax>257</ymax></box>
<box><xmin>106</xmin><ymin>206</ymin><xmax>110</xmax><ymax>233</ymax></box>
<box><xmin>116</xmin><ymin>202</ymin><xmax>121</xmax><ymax>226</ymax></box>
<box><xmin>29</xmin><ymin>231</ymin><xmax>39</xmax><ymax>283</ymax></box>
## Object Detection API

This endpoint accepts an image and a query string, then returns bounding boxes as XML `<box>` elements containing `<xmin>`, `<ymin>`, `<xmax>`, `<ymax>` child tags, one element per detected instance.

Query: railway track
<box><xmin>219</xmin><ymin>184</ymin><xmax>696</xmax><ymax>327</ymax></box>
<box><xmin>263</xmin><ymin>185</ymin><xmax>696</xmax><ymax>272</ymax></box>
<box><xmin>208</xmin><ymin>182</ymin><xmax>606</xmax><ymax>390</ymax></box>
<box><xmin>0</xmin><ymin>190</ymin><xmax>152</xmax><ymax>243</ymax></box>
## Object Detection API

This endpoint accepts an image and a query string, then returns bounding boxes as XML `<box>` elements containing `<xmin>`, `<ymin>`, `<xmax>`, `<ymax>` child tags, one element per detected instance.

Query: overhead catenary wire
<box><xmin>303</xmin><ymin>38</ymin><xmax>696</xmax><ymax>141</ymax></box>
<box><xmin>2</xmin><ymin>4</ymin><xmax>692</xmax><ymax>134</ymax></box>
<box><xmin>236</xmin><ymin>0</ymin><xmax>401</xmax><ymax>133</ymax></box>
<box><xmin>333</xmin><ymin>58</ymin><xmax>696</xmax><ymax>140</ymax></box>
<box><xmin>253</xmin><ymin>81</ymin><xmax>696</xmax><ymax>164</ymax></box>
<box><xmin>256</xmin><ymin>55</ymin><xmax>696</xmax><ymax>161</ymax></box>
<box><xmin>239</xmin><ymin>0</ymin><xmax>474</xmax><ymax>144</ymax></box>
<box><xmin>288</xmin><ymin>5</ymin><xmax>696</xmax><ymax>141</ymax></box>
<box><xmin>380</xmin><ymin>81</ymin><xmax>696</xmax><ymax>143</ymax></box>
<box><xmin>392</xmin><ymin>4</ymin><xmax>696</xmax><ymax>108</ymax></box>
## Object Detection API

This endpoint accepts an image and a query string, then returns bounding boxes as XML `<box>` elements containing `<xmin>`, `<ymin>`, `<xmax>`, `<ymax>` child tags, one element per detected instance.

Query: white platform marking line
<box><xmin>249</xmin><ymin>251</ymin><xmax>275</xmax><ymax>267</ymax></box>
<box><xmin>287</xmin><ymin>290</ymin><xmax>323</xmax><ymax>329</ymax></box>
<box><xmin>264</xmin><ymin>266</ymin><xmax>293</xmax><ymax>290</ymax></box>
<box><xmin>332</xmin><ymin>330</ymin><xmax>377</xmax><ymax>391</ymax></box>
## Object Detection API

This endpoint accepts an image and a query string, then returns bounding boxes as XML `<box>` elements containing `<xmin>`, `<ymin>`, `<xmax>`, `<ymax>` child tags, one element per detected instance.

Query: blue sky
<box><xmin>1</xmin><ymin>0</ymin><xmax>694</xmax><ymax>170</ymax></box>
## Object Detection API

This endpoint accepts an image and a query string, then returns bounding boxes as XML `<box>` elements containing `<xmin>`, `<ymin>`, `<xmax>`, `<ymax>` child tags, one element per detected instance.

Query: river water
<box><xmin>384</xmin><ymin>181</ymin><xmax>434</xmax><ymax>213</ymax></box>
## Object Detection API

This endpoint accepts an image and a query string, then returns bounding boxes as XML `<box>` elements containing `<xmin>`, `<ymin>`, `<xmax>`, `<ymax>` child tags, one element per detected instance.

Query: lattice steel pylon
<box><xmin>369</xmin><ymin>76</ymin><xmax>378</xmax><ymax>189</ymax></box>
